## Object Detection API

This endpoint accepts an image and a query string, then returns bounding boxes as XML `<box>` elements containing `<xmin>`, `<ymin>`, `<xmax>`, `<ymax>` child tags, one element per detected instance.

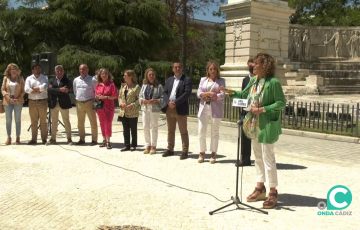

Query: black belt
<box><xmin>77</xmin><ymin>99</ymin><xmax>93</xmax><ymax>103</ymax></box>
<box><xmin>29</xmin><ymin>99</ymin><xmax>47</xmax><ymax>101</ymax></box>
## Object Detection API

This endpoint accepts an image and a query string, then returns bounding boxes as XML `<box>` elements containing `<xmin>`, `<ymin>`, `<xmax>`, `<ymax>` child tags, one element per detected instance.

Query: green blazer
<box><xmin>231</xmin><ymin>76</ymin><xmax>286</xmax><ymax>144</ymax></box>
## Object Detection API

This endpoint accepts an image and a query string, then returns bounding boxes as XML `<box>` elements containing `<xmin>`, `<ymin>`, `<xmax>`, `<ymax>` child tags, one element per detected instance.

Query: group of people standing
<box><xmin>1</xmin><ymin>53</ymin><xmax>285</xmax><ymax>209</ymax></box>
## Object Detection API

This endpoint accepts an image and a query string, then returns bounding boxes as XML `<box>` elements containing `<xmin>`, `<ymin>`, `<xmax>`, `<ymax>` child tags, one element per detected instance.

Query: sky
<box><xmin>9</xmin><ymin>0</ymin><xmax>226</xmax><ymax>23</ymax></box>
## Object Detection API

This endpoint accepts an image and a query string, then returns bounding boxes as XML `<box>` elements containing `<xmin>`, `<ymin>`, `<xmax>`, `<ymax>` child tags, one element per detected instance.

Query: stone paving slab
<box><xmin>0</xmin><ymin>107</ymin><xmax>359</xmax><ymax>230</ymax></box>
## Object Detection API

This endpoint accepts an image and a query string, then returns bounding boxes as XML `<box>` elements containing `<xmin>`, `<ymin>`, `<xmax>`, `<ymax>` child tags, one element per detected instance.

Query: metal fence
<box><xmin>189</xmin><ymin>94</ymin><xmax>360</xmax><ymax>137</ymax></box>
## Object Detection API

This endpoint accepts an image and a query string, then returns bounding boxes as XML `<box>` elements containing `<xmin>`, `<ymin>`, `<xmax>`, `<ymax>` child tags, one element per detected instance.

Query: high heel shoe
<box><xmin>99</xmin><ymin>140</ymin><xmax>106</xmax><ymax>147</ymax></box>
<box><xmin>5</xmin><ymin>137</ymin><xmax>11</xmax><ymax>145</ymax></box>
<box><xmin>209</xmin><ymin>152</ymin><xmax>216</xmax><ymax>164</ymax></box>
<box><xmin>263</xmin><ymin>190</ymin><xmax>278</xmax><ymax>209</ymax></box>
<box><xmin>106</xmin><ymin>142</ymin><xmax>112</xmax><ymax>150</ymax></box>
<box><xmin>246</xmin><ymin>186</ymin><xmax>266</xmax><ymax>202</ymax></box>
<box><xmin>198</xmin><ymin>152</ymin><xmax>205</xmax><ymax>163</ymax></box>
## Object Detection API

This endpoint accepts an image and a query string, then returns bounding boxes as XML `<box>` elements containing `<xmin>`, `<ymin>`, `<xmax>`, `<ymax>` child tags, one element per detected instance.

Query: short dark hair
<box><xmin>247</xmin><ymin>58</ymin><xmax>254</xmax><ymax>63</ymax></box>
<box><xmin>172</xmin><ymin>61</ymin><xmax>182</xmax><ymax>67</ymax></box>
<box><xmin>31</xmin><ymin>63</ymin><xmax>41</xmax><ymax>70</ymax></box>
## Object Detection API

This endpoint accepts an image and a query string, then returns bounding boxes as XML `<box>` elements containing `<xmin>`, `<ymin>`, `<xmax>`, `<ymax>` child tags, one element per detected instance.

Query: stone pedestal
<box><xmin>220</xmin><ymin>0</ymin><xmax>294</xmax><ymax>90</ymax></box>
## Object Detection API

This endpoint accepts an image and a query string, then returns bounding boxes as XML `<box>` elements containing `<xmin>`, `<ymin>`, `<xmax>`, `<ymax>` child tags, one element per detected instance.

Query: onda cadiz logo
<box><xmin>317</xmin><ymin>185</ymin><xmax>352</xmax><ymax>216</ymax></box>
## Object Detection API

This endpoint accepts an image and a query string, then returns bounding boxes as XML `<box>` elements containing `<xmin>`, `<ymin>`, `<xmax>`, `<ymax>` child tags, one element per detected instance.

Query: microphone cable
<box><xmin>57</xmin><ymin>144</ymin><xmax>232</xmax><ymax>203</ymax></box>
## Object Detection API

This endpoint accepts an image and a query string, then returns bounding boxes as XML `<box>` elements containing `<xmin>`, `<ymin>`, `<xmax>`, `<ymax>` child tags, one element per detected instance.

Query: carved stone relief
<box><xmin>289</xmin><ymin>26</ymin><xmax>360</xmax><ymax>61</ymax></box>
<box><xmin>347</xmin><ymin>31</ymin><xmax>359</xmax><ymax>59</ymax></box>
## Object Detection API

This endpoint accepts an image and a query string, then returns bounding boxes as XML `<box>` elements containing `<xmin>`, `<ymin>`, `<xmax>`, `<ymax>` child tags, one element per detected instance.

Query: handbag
<box><xmin>0</xmin><ymin>100</ymin><xmax>4</xmax><ymax>114</ymax></box>
<box><xmin>92</xmin><ymin>99</ymin><xmax>104</xmax><ymax>110</ymax></box>
<box><xmin>92</xmin><ymin>83</ymin><xmax>106</xmax><ymax>110</ymax></box>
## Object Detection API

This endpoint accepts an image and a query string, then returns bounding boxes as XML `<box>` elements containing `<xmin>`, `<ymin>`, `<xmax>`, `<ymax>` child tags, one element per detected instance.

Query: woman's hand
<box><xmin>121</xmin><ymin>103</ymin><xmax>127</xmax><ymax>108</ymax></box>
<box><xmin>218</xmin><ymin>86</ymin><xmax>231</xmax><ymax>94</ymax></box>
<box><xmin>251</xmin><ymin>107</ymin><xmax>266</xmax><ymax>115</ymax></box>
<box><xmin>142</xmin><ymin>99</ymin><xmax>149</xmax><ymax>104</ymax></box>
<box><xmin>210</xmin><ymin>94</ymin><xmax>217</xmax><ymax>100</ymax></box>
<box><xmin>125</xmin><ymin>105</ymin><xmax>131</xmax><ymax>110</ymax></box>
<box><xmin>150</xmin><ymin>99</ymin><xmax>158</xmax><ymax>103</ymax></box>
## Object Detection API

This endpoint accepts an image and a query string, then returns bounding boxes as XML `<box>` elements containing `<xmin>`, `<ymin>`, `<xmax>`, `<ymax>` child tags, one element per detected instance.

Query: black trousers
<box><xmin>241</xmin><ymin>112</ymin><xmax>251</xmax><ymax>161</ymax></box>
<box><xmin>241</xmin><ymin>128</ymin><xmax>252</xmax><ymax>161</ymax></box>
<box><xmin>121</xmin><ymin>117</ymin><xmax>138</xmax><ymax>148</ymax></box>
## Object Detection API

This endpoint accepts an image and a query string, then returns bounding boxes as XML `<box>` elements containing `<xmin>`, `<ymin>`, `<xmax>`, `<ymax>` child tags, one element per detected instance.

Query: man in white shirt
<box><xmin>161</xmin><ymin>62</ymin><xmax>192</xmax><ymax>159</ymax></box>
<box><xmin>25</xmin><ymin>63</ymin><xmax>48</xmax><ymax>145</ymax></box>
<box><xmin>73</xmin><ymin>64</ymin><xmax>98</xmax><ymax>145</ymax></box>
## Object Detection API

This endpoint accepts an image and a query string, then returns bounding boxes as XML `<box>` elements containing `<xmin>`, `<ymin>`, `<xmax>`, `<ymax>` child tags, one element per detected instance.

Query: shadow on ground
<box><xmin>276</xmin><ymin>193</ymin><xmax>326</xmax><ymax>211</ymax></box>
<box><xmin>215</xmin><ymin>160</ymin><xmax>307</xmax><ymax>170</ymax></box>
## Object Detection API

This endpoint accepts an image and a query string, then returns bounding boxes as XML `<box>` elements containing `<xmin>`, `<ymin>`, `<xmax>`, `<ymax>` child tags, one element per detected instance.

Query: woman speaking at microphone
<box><xmin>219</xmin><ymin>53</ymin><xmax>285</xmax><ymax>209</ymax></box>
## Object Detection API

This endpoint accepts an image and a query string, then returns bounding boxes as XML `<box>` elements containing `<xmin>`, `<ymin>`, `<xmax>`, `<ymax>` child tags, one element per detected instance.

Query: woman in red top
<box><xmin>95</xmin><ymin>68</ymin><xmax>118</xmax><ymax>149</ymax></box>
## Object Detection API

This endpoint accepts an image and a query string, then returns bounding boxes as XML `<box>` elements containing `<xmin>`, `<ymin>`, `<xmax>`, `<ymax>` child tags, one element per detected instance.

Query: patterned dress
<box><xmin>95</xmin><ymin>80</ymin><xmax>118</xmax><ymax>137</ymax></box>
<box><xmin>243</xmin><ymin>76</ymin><xmax>265</xmax><ymax>139</ymax></box>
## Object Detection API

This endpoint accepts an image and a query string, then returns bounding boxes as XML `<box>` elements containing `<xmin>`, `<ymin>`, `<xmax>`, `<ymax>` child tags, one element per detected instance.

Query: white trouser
<box><xmin>198</xmin><ymin>104</ymin><xmax>221</xmax><ymax>153</ymax></box>
<box><xmin>142</xmin><ymin>105</ymin><xmax>159</xmax><ymax>147</ymax></box>
<box><xmin>252</xmin><ymin>138</ymin><xmax>278</xmax><ymax>187</ymax></box>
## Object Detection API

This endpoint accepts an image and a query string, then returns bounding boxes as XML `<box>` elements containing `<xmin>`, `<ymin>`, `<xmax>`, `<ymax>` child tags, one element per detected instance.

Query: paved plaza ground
<box><xmin>0</xmin><ymin>107</ymin><xmax>359</xmax><ymax>230</ymax></box>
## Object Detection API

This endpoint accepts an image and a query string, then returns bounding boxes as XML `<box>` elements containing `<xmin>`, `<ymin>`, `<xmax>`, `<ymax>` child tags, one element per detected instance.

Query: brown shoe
<box><xmin>247</xmin><ymin>186</ymin><xmax>266</xmax><ymax>202</ymax></box>
<box><xmin>180</xmin><ymin>152</ymin><xmax>188</xmax><ymax>160</ymax></box>
<box><xmin>198</xmin><ymin>152</ymin><xmax>205</xmax><ymax>163</ymax></box>
<box><xmin>162</xmin><ymin>150</ymin><xmax>174</xmax><ymax>157</ymax></box>
<box><xmin>210</xmin><ymin>152</ymin><xmax>216</xmax><ymax>164</ymax></box>
<box><xmin>28</xmin><ymin>140</ymin><xmax>37</xmax><ymax>145</ymax></box>
<box><xmin>5</xmin><ymin>137</ymin><xmax>11</xmax><ymax>145</ymax></box>
<box><xmin>15</xmin><ymin>136</ymin><xmax>20</xmax><ymax>145</ymax></box>
<box><xmin>263</xmin><ymin>190</ymin><xmax>278</xmax><ymax>209</ymax></box>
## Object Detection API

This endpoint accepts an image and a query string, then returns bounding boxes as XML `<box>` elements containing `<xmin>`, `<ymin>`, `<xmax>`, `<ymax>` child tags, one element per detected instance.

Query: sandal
<box><xmin>106</xmin><ymin>142</ymin><xmax>112</xmax><ymax>150</ymax></box>
<box><xmin>99</xmin><ymin>140</ymin><xmax>106</xmax><ymax>148</ymax></box>
<box><xmin>130</xmin><ymin>147</ymin><xmax>136</xmax><ymax>152</ymax></box>
<box><xmin>209</xmin><ymin>152</ymin><xmax>216</xmax><ymax>164</ymax></box>
<box><xmin>246</xmin><ymin>186</ymin><xmax>266</xmax><ymax>202</ymax></box>
<box><xmin>198</xmin><ymin>152</ymin><xmax>205</xmax><ymax>163</ymax></box>
<box><xmin>263</xmin><ymin>190</ymin><xmax>278</xmax><ymax>209</ymax></box>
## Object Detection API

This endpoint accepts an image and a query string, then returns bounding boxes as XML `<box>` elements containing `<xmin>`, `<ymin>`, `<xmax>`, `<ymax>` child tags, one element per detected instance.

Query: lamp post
<box><xmin>182</xmin><ymin>0</ymin><xmax>187</xmax><ymax>71</ymax></box>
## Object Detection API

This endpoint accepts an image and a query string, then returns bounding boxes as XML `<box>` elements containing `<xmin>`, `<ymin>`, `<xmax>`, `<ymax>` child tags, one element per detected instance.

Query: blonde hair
<box><xmin>142</xmin><ymin>68</ymin><xmax>158</xmax><ymax>86</ymax></box>
<box><xmin>97</xmin><ymin>68</ymin><xmax>114</xmax><ymax>84</ymax></box>
<box><xmin>124</xmin><ymin>69</ymin><xmax>137</xmax><ymax>84</ymax></box>
<box><xmin>253</xmin><ymin>53</ymin><xmax>277</xmax><ymax>77</ymax></box>
<box><xmin>4</xmin><ymin>63</ymin><xmax>21</xmax><ymax>79</ymax></box>
<box><xmin>206</xmin><ymin>61</ymin><xmax>221</xmax><ymax>79</ymax></box>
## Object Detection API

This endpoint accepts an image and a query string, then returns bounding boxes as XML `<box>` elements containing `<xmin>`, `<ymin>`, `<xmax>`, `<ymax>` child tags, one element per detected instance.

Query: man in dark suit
<box><xmin>46</xmin><ymin>65</ymin><xmax>73</xmax><ymax>146</ymax></box>
<box><xmin>238</xmin><ymin>58</ymin><xmax>254</xmax><ymax>166</ymax></box>
<box><xmin>161</xmin><ymin>62</ymin><xmax>193</xmax><ymax>160</ymax></box>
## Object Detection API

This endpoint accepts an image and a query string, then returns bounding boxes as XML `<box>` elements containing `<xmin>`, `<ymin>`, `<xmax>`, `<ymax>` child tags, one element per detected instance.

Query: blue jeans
<box><xmin>4</xmin><ymin>104</ymin><xmax>23</xmax><ymax>136</ymax></box>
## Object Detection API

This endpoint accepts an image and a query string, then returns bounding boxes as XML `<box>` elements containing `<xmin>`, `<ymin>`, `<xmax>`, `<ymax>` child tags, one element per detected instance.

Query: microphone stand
<box><xmin>209</xmin><ymin>107</ymin><xmax>268</xmax><ymax>215</ymax></box>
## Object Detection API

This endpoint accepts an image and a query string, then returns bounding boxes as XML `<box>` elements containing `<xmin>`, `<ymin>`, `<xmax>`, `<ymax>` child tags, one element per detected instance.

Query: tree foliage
<box><xmin>289</xmin><ymin>0</ymin><xmax>360</xmax><ymax>26</ymax></box>
<box><xmin>1</xmin><ymin>0</ymin><xmax>173</xmax><ymax>83</ymax></box>
<box><xmin>0</xmin><ymin>0</ymin><xmax>226</xmax><ymax>85</ymax></box>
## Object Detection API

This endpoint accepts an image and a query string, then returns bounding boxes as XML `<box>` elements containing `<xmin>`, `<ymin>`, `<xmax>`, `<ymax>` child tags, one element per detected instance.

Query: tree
<box><xmin>289</xmin><ymin>0</ymin><xmax>360</xmax><ymax>26</ymax></box>
<box><xmin>161</xmin><ymin>0</ymin><xmax>226</xmax><ymax>72</ymax></box>
<box><xmin>0</xmin><ymin>7</ymin><xmax>36</xmax><ymax>76</ymax></box>
<box><xmin>0</xmin><ymin>0</ymin><xmax>174</xmax><ymax>86</ymax></box>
